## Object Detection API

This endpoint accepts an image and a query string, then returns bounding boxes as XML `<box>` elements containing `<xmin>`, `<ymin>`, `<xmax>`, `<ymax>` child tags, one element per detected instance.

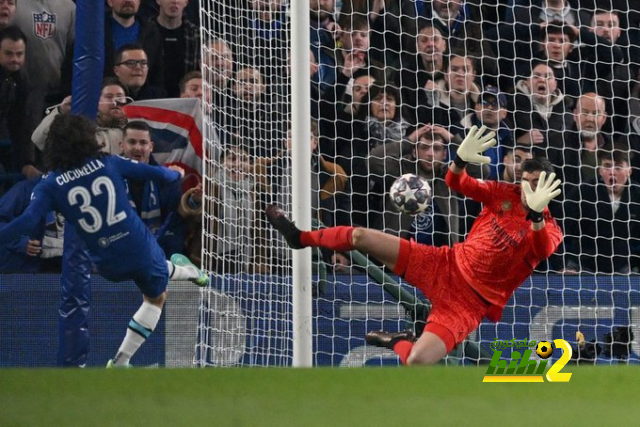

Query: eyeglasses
<box><xmin>116</xmin><ymin>60</ymin><xmax>149</xmax><ymax>69</ymax></box>
<box><xmin>480</xmin><ymin>99</ymin><xmax>501</xmax><ymax>109</ymax></box>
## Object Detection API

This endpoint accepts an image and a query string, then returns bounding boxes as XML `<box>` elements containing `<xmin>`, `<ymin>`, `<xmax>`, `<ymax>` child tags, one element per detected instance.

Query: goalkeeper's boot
<box><xmin>264</xmin><ymin>204</ymin><xmax>304</xmax><ymax>249</ymax></box>
<box><xmin>106</xmin><ymin>359</ymin><xmax>132</xmax><ymax>369</ymax></box>
<box><xmin>170</xmin><ymin>253</ymin><xmax>210</xmax><ymax>287</ymax></box>
<box><xmin>365</xmin><ymin>330</ymin><xmax>416</xmax><ymax>349</ymax></box>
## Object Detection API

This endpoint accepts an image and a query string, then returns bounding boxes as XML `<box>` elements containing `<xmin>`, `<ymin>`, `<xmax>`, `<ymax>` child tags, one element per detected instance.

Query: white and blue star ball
<box><xmin>389</xmin><ymin>173</ymin><xmax>432</xmax><ymax>215</ymax></box>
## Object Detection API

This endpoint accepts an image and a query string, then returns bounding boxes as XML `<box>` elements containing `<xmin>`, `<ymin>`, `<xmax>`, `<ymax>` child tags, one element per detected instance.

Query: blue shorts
<box><xmin>98</xmin><ymin>242</ymin><xmax>169</xmax><ymax>298</ymax></box>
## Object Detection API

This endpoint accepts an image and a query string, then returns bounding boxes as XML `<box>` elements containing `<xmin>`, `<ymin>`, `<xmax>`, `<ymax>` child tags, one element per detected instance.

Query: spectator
<box><xmin>351</xmin><ymin>0</ymin><xmax>419</xmax><ymax>69</ymax></box>
<box><xmin>13</xmin><ymin>0</ymin><xmax>75</xmax><ymax>155</ymax></box>
<box><xmin>399</xmin><ymin>21</ymin><xmax>448</xmax><ymax>126</ymax></box>
<box><xmin>369</xmin><ymin>124</ymin><xmax>460</xmax><ymax>245</ymax></box>
<box><xmin>202</xmin><ymin>38</ymin><xmax>234</xmax><ymax>144</ymax></box>
<box><xmin>512</xmin><ymin>61</ymin><xmax>573</xmax><ymax>161</ymax></box>
<box><xmin>285</xmin><ymin>48</ymin><xmax>321</xmax><ymax>119</ymax></box>
<box><xmin>228</xmin><ymin>65</ymin><xmax>283</xmax><ymax>157</ymax></box>
<box><xmin>154</xmin><ymin>0</ymin><xmax>200</xmax><ymax>97</ymax></box>
<box><xmin>309</xmin><ymin>0</ymin><xmax>340</xmax><ymax>95</ymax></box>
<box><xmin>586</xmin><ymin>9</ymin><xmax>631</xmax><ymax>135</ymax></box>
<box><xmin>458</xmin><ymin>85</ymin><xmax>513</xmax><ymax>180</ymax></box>
<box><xmin>177</xmin><ymin>181</ymin><xmax>202</xmax><ymax>264</ymax></box>
<box><xmin>590</xmin><ymin>8</ymin><xmax>626</xmax><ymax>59</ymax></box>
<box><xmin>528</xmin><ymin>22</ymin><xmax>580</xmax><ymax>105</ymax></box>
<box><xmin>179</xmin><ymin>70</ymin><xmax>202</xmax><ymax>100</ymax></box>
<box><xmin>0</xmin><ymin>26</ymin><xmax>37</xmax><ymax>184</ymax></box>
<box><xmin>320</xmin><ymin>14</ymin><xmax>382</xmax><ymax>95</ymax></box>
<box><xmin>208</xmin><ymin>146</ymin><xmax>254</xmax><ymax>274</ymax></box>
<box><xmin>488</xmin><ymin>2</ymin><xmax>591</xmax><ymax>91</ymax></box>
<box><xmin>0</xmin><ymin>176</ymin><xmax>63</xmax><ymax>273</ymax></box>
<box><xmin>341</xmin><ymin>83</ymin><xmax>412</xmax><ymax>225</ymax></box>
<box><xmin>316</xmin><ymin>26</ymin><xmax>375</xmax><ymax>158</ymax></box>
<box><xmin>318</xmin><ymin>71</ymin><xmax>375</xmax><ymax>160</ymax></box>
<box><xmin>238</xmin><ymin>0</ymin><xmax>289</xmax><ymax>84</ymax></box>
<box><xmin>202</xmin><ymin>38</ymin><xmax>233</xmax><ymax>96</ymax></box>
<box><xmin>113</xmin><ymin>43</ymin><xmax>167</xmax><ymax>101</ymax></box>
<box><xmin>0</xmin><ymin>0</ymin><xmax>15</xmax><ymax>29</ymax></box>
<box><xmin>421</xmin><ymin>0</ymin><xmax>487</xmax><ymax>60</ymax></box>
<box><xmin>119</xmin><ymin>121</ymin><xmax>186</xmax><ymax>257</ymax></box>
<box><xmin>274</xmin><ymin>48</ymin><xmax>321</xmax><ymax>125</ymax></box>
<box><xmin>558</xmin><ymin>92</ymin><xmax>610</xmax><ymax>190</ymax></box>
<box><xmin>563</xmin><ymin>149</ymin><xmax>640</xmax><ymax>274</ymax></box>
<box><xmin>174</xmin><ymin>70</ymin><xmax>205</xmax><ymax>264</ymax></box>
<box><xmin>265</xmin><ymin>121</ymin><xmax>350</xmax><ymax>269</ymax></box>
<box><xmin>32</xmin><ymin>77</ymin><xmax>130</xmax><ymax>155</ymax></box>
<box><xmin>138</xmin><ymin>0</ymin><xmax>199</xmax><ymax>26</ymax></box>
<box><xmin>427</xmin><ymin>52</ymin><xmax>480</xmax><ymax>132</ymax></box>
<box><xmin>510</xmin><ymin>0</ymin><xmax>583</xmax><ymax>27</ymax></box>
<box><xmin>501</xmin><ymin>145</ymin><xmax>533</xmax><ymax>183</ymax></box>
<box><xmin>273</xmin><ymin>121</ymin><xmax>348</xmax><ymax>227</ymax></box>
<box><xmin>104</xmin><ymin>0</ymin><xmax>164</xmax><ymax>89</ymax></box>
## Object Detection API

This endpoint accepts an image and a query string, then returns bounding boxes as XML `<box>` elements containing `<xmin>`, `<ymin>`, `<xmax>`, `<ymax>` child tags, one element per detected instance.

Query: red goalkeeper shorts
<box><xmin>394</xmin><ymin>239</ymin><xmax>490</xmax><ymax>352</ymax></box>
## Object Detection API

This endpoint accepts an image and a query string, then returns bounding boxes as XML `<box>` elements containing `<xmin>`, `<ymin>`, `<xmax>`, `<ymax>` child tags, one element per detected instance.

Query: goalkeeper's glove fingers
<box><xmin>457</xmin><ymin>125</ymin><xmax>497</xmax><ymax>164</ymax></box>
<box><xmin>523</xmin><ymin>171</ymin><xmax>563</xmax><ymax>213</ymax></box>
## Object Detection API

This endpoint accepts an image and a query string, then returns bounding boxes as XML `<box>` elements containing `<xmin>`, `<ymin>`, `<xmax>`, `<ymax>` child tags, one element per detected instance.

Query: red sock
<box><xmin>300</xmin><ymin>226</ymin><xmax>355</xmax><ymax>252</ymax></box>
<box><xmin>393</xmin><ymin>341</ymin><xmax>414</xmax><ymax>365</ymax></box>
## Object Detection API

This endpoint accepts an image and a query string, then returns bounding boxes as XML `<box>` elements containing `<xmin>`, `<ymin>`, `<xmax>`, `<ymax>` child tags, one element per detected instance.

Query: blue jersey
<box><xmin>0</xmin><ymin>155</ymin><xmax>180</xmax><ymax>283</ymax></box>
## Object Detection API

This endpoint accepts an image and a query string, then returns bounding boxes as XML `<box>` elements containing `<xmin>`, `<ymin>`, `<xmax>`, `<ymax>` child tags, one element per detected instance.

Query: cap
<box><xmin>480</xmin><ymin>85</ymin><xmax>507</xmax><ymax>108</ymax></box>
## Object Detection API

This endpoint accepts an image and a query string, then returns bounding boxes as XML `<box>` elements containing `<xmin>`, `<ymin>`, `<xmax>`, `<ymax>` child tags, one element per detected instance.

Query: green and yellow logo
<box><xmin>483</xmin><ymin>338</ymin><xmax>572</xmax><ymax>383</ymax></box>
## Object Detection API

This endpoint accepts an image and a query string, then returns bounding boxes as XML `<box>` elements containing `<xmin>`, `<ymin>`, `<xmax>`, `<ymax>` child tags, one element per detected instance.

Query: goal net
<box><xmin>198</xmin><ymin>0</ymin><xmax>640</xmax><ymax>366</ymax></box>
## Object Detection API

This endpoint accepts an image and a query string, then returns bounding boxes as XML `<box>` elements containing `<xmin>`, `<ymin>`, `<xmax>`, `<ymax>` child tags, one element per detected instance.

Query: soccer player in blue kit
<box><xmin>0</xmin><ymin>114</ymin><xmax>209</xmax><ymax>367</ymax></box>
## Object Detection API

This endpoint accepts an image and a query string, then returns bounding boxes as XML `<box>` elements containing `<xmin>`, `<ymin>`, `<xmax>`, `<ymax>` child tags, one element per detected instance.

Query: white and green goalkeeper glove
<box><xmin>522</xmin><ymin>171</ymin><xmax>562</xmax><ymax>222</ymax></box>
<box><xmin>453</xmin><ymin>125</ymin><xmax>497</xmax><ymax>167</ymax></box>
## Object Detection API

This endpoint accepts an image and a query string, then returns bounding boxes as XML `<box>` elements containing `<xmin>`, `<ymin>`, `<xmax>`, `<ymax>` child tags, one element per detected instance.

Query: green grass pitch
<box><xmin>0</xmin><ymin>366</ymin><xmax>636</xmax><ymax>426</ymax></box>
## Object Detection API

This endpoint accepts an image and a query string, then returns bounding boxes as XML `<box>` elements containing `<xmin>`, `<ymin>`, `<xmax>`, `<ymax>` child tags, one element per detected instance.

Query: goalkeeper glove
<box><xmin>522</xmin><ymin>171</ymin><xmax>562</xmax><ymax>222</ymax></box>
<box><xmin>453</xmin><ymin>125</ymin><xmax>497</xmax><ymax>167</ymax></box>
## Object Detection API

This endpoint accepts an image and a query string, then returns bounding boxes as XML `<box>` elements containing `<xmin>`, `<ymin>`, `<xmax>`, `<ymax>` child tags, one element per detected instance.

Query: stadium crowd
<box><xmin>1</xmin><ymin>0</ymin><xmax>640</xmax><ymax>275</ymax></box>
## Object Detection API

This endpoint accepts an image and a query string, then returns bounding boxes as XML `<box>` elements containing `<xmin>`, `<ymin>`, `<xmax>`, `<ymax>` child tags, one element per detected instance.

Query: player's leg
<box><xmin>109</xmin><ymin>246</ymin><xmax>172</xmax><ymax>368</ymax></box>
<box><xmin>265</xmin><ymin>204</ymin><xmax>402</xmax><ymax>271</ymax></box>
<box><xmin>167</xmin><ymin>254</ymin><xmax>209</xmax><ymax>286</ymax></box>
<box><xmin>365</xmin><ymin>329</ymin><xmax>448</xmax><ymax>365</ymax></box>
<box><xmin>405</xmin><ymin>331</ymin><xmax>448</xmax><ymax>365</ymax></box>
<box><xmin>109</xmin><ymin>292</ymin><xmax>166</xmax><ymax>368</ymax></box>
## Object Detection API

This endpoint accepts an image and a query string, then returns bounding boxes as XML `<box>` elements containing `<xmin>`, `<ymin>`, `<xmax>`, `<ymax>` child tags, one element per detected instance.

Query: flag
<box><xmin>122</xmin><ymin>98</ymin><xmax>204</xmax><ymax>189</ymax></box>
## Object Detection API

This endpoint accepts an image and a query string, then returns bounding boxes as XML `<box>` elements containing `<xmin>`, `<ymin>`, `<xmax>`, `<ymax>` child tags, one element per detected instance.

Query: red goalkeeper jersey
<box><xmin>445</xmin><ymin>169</ymin><xmax>563</xmax><ymax>319</ymax></box>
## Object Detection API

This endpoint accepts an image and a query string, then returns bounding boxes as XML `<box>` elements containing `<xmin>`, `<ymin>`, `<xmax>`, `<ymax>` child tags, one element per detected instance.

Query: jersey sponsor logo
<box><xmin>489</xmin><ymin>217</ymin><xmax>520</xmax><ymax>249</ymax></box>
<box><xmin>98</xmin><ymin>237</ymin><xmax>110</xmax><ymax>248</ymax></box>
<box><xmin>32</xmin><ymin>11</ymin><xmax>57</xmax><ymax>40</ymax></box>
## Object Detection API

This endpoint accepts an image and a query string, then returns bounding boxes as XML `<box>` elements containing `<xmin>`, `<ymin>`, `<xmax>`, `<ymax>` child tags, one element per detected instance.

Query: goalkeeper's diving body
<box><xmin>0</xmin><ymin>115</ymin><xmax>209</xmax><ymax>367</ymax></box>
<box><xmin>265</xmin><ymin>126</ymin><xmax>563</xmax><ymax>365</ymax></box>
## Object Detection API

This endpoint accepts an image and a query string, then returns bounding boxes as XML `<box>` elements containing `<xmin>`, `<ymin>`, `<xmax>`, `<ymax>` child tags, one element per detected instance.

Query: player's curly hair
<box><xmin>44</xmin><ymin>114</ymin><xmax>107</xmax><ymax>172</ymax></box>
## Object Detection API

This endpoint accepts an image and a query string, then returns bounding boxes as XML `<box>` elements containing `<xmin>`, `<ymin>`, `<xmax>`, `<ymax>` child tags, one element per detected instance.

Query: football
<box><xmin>536</xmin><ymin>341</ymin><xmax>554</xmax><ymax>359</ymax></box>
<box><xmin>389</xmin><ymin>173</ymin><xmax>432</xmax><ymax>215</ymax></box>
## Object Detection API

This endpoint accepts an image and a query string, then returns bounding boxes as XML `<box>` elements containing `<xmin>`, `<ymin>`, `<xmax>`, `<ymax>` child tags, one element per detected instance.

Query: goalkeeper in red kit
<box><xmin>265</xmin><ymin>126</ymin><xmax>563</xmax><ymax>365</ymax></box>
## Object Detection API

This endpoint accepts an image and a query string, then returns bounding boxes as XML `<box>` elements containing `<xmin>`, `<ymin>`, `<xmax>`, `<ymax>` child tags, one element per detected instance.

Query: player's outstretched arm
<box><xmin>522</xmin><ymin>171</ymin><xmax>562</xmax><ymax>230</ymax></box>
<box><xmin>449</xmin><ymin>125</ymin><xmax>497</xmax><ymax>174</ymax></box>
<box><xmin>114</xmin><ymin>155</ymin><xmax>182</xmax><ymax>183</ymax></box>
